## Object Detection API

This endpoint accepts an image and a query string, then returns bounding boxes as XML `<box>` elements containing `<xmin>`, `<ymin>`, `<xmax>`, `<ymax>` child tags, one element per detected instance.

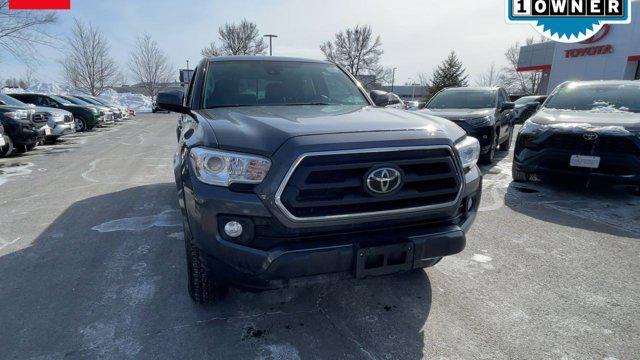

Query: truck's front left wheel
<box><xmin>184</xmin><ymin>235</ymin><xmax>228</xmax><ymax>304</ymax></box>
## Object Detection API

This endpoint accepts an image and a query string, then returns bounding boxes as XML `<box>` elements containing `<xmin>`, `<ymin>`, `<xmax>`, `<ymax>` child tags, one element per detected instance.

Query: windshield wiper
<box><xmin>205</xmin><ymin>104</ymin><xmax>257</xmax><ymax>109</ymax></box>
<box><xmin>287</xmin><ymin>102</ymin><xmax>335</xmax><ymax>106</ymax></box>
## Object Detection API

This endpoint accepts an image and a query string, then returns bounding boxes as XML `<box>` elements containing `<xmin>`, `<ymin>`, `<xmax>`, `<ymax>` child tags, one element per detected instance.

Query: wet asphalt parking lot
<box><xmin>0</xmin><ymin>113</ymin><xmax>638</xmax><ymax>359</ymax></box>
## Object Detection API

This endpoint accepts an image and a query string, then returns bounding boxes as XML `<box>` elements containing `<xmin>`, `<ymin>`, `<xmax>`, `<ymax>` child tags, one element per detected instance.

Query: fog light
<box><xmin>224</xmin><ymin>221</ymin><xmax>243</xmax><ymax>238</ymax></box>
<box><xmin>467</xmin><ymin>197</ymin><xmax>474</xmax><ymax>212</ymax></box>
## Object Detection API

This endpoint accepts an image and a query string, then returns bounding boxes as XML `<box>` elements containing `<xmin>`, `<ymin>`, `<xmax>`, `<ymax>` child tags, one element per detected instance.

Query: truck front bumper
<box><xmin>181</xmin><ymin>159</ymin><xmax>482</xmax><ymax>290</ymax></box>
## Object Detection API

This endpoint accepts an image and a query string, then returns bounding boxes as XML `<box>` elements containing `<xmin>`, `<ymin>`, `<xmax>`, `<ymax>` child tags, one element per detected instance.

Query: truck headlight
<box><xmin>455</xmin><ymin>136</ymin><xmax>480</xmax><ymax>170</ymax></box>
<box><xmin>520</xmin><ymin>120</ymin><xmax>547</xmax><ymax>135</ymax></box>
<box><xmin>467</xmin><ymin>115</ymin><xmax>493</xmax><ymax>127</ymax></box>
<box><xmin>189</xmin><ymin>148</ymin><xmax>271</xmax><ymax>187</ymax></box>
<box><xmin>4</xmin><ymin>110</ymin><xmax>29</xmax><ymax>120</ymax></box>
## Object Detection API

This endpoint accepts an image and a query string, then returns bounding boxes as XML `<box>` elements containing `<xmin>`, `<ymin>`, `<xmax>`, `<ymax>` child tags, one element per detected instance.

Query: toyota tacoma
<box><xmin>157</xmin><ymin>56</ymin><xmax>483</xmax><ymax>303</ymax></box>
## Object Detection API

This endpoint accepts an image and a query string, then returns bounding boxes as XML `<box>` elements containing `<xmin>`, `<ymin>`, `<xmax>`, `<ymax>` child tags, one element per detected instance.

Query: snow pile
<box><xmin>28</xmin><ymin>82</ymin><xmax>74</xmax><ymax>95</ymax></box>
<box><xmin>1</xmin><ymin>87</ymin><xmax>25</xmax><ymax>94</ymax></box>
<box><xmin>3</xmin><ymin>82</ymin><xmax>153</xmax><ymax>113</ymax></box>
<box><xmin>97</xmin><ymin>88</ymin><xmax>152</xmax><ymax>113</ymax></box>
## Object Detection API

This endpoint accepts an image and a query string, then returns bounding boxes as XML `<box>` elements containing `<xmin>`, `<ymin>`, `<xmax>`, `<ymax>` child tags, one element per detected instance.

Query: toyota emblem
<box><xmin>583</xmin><ymin>132</ymin><xmax>598</xmax><ymax>141</ymax></box>
<box><xmin>365</xmin><ymin>167</ymin><xmax>402</xmax><ymax>195</ymax></box>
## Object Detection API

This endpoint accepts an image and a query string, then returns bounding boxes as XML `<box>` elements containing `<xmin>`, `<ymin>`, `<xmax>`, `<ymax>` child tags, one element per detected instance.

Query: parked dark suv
<box><xmin>513</xmin><ymin>81</ymin><xmax>640</xmax><ymax>187</ymax></box>
<box><xmin>9</xmin><ymin>93</ymin><xmax>101</xmax><ymax>132</ymax></box>
<box><xmin>421</xmin><ymin>87</ymin><xmax>516</xmax><ymax>164</ymax></box>
<box><xmin>0</xmin><ymin>104</ymin><xmax>41</xmax><ymax>156</ymax></box>
<box><xmin>157</xmin><ymin>56</ymin><xmax>483</xmax><ymax>303</ymax></box>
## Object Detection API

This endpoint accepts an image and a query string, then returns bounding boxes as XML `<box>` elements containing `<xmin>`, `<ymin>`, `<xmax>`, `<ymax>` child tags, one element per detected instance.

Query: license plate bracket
<box><xmin>570</xmin><ymin>155</ymin><xmax>600</xmax><ymax>169</ymax></box>
<box><xmin>355</xmin><ymin>242</ymin><xmax>414</xmax><ymax>279</ymax></box>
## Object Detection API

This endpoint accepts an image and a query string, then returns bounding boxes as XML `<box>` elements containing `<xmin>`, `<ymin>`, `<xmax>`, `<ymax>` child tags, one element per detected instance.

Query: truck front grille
<box><xmin>33</xmin><ymin>113</ymin><xmax>49</xmax><ymax>123</ymax></box>
<box><xmin>276</xmin><ymin>147</ymin><xmax>463</xmax><ymax>220</ymax></box>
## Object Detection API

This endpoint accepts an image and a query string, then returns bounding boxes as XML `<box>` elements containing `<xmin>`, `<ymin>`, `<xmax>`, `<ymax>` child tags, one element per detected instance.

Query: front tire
<box><xmin>498</xmin><ymin>127</ymin><xmax>513</xmax><ymax>151</ymax></box>
<box><xmin>480</xmin><ymin>133</ymin><xmax>497</xmax><ymax>164</ymax></box>
<box><xmin>184</xmin><ymin>234</ymin><xmax>228</xmax><ymax>304</ymax></box>
<box><xmin>75</xmin><ymin>117</ymin><xmax>88</xmax><ymax>132</ymax></box>
<box><xmin>0</xmin><ymin>136</ymin><xmax>14</xmax><ymax>157</ymax></box>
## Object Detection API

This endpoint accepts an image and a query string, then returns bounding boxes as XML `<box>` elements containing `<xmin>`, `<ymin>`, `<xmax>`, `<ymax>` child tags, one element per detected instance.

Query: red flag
<box><xmin>9</xmin><ymin>0</ymin><xmax>70</xmax><ymax>10</ymax></box>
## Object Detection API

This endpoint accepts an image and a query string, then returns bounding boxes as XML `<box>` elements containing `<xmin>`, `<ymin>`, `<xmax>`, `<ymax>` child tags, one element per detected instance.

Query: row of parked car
<box><xmin>371</xmin><ymin>86</ymin><xmax>548</xmax><ymax>164</ymax></box>
<box><xmin>375</xmin><ymin>81</ymin><xmax>639</xmax><ymax>186</ymax></box>
<box><xmin>0</xmin><ymin>92</ymin><xmax>135</xmax><ymax>157</ymax></box>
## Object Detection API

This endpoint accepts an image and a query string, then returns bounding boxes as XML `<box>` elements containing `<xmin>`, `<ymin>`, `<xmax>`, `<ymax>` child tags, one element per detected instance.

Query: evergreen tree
<box><xmin>427</xmin><ymin>51</ymin><xmax>469</xmax><ymax>97</ymax></box>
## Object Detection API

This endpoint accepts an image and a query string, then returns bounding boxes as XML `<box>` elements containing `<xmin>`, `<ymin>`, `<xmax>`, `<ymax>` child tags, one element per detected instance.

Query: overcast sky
<box><xmin>1</xmin><ymin>0</ymin><xmax>540</xmax><ymax>86</ymax></box>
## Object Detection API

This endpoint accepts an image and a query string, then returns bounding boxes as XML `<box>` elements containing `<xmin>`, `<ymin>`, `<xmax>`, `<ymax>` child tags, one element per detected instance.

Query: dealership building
<box><xmin>517</xmin><ymin>1</ymin><xmax>640</xmax><ymax>94</ymax></box>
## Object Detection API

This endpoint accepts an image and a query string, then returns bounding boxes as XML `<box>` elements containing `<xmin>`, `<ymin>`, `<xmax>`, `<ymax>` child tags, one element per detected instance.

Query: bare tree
<box><xmin>320</xmin><ymin>25</ymin><xmax>388</xmax><ymax>85</ymax></box>
<box><xmin>0</xmin><ymin>1</ymin><xmax>58</xmax><ymax>62</ymax></box>
<box><xmin>499</xmin><ymin>37</ymin><xmax>546</xmax><ymax>94</ymax></box>
<box><xmin>475</xmin><ymin>63</ymin><xmax>502</xmax><ymax>87</ymax></box>
<box><xmin>22</xmin><ymin>67</ymin><xmax>36</xmax><ymax>88</ymax></box>
<box><xmin>201</xmin><ymin>19</ymin><xmax>267</xmax><ymax>57</ymax></box>
<box><xmin>4</xmin><ymin>77</ymin><xmax>27</xmax><ymax>89</ymax></box>
<box><xmin>128</xmin><ymin>33</ymin><xmax>173</xmax><ymax>97</ymax></box>
<box><xmin>60</xmin><ymin>19</ymin><xmax>120</xmax><ymax>96</ymax></box>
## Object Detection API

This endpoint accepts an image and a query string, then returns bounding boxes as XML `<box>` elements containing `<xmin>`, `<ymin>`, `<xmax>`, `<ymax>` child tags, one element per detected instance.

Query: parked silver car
<box><xmin>33</xmin><ymin>106</ymin><xmax>76</xmax><ymax>141</ymax></box>
<box><xmin>74</xmin><ymin>95</ymin><xmax>125</xmax><ymax>121</ymax></box>
<box><xmin>59</xmin><ymin>95</ymin><xmax>115</xmax><ymax>126</ymax></box>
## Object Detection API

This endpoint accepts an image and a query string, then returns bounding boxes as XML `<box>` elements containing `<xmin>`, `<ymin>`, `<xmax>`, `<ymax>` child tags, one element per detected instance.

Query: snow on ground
<box><xmin>2</xmin><ymin>83</ymin><xmax>152</xmax><ymax>113</ymax></box>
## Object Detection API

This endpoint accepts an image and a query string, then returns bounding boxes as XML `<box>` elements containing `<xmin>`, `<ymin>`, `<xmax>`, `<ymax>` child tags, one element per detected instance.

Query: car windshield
<box><xmin>79</xmin><ymin>97</ymin><xmax>104</xmax><ymax>106</ymax></box>
<box><xmin>51</xmin><ymin>95</ymin><xmax>74</xmax><ymax>106</ymax></box>
<box><xmin>426</xmin><ymin>90</ymin><xmax>496</xmax><ymax>109</ymax></box>
<box><xmin>64</xmin><ymin>96</ymin><xmax>93</xmax><ymax>106</ymax></box>
<box><xmin>0</xmin><ymin>93</ymin><xmax>28</xmax><ymax>107</ymax></box>
<box><xmin>514</xmin><ymin>96</ymin><xmax>539</xmax><ymax>105</ymax></box>
<box><xmin>92</xmin><ymin>98</ymin><xmax>111</xmax><ymax>106</ymax></box>
<box><xmin>203</xmin><ymin>60</ymin><xmax>369</xmax><ymax>108</ymax></box>
<box><xmin>544</xmin><ymin>83</ymin><xmax>640</xmax><ymax>113</ymax></box>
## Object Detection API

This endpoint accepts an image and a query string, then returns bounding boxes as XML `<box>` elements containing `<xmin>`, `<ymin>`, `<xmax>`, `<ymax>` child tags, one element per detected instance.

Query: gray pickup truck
<box><xmin>157</xmin><ymin>56</ymin><xmax>483</xmax><ymax>303</ymax></box>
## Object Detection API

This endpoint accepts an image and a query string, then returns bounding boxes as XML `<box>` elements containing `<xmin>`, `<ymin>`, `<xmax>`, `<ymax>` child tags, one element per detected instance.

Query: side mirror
<box><xmin>386</xmin><ymin>93</ymin><xmax>402</xmax><ymax>106</ymax></box>
<box><xmin>526</xmin><ymin>102</ymin><xmax>541</xmax><ymax>110</ymax></box>
<box><xmin>369</xmin><ymin>90</ymin><xmax>390</xmax><ymax>107</ymax></box>
<box><xmin>157</xmin><ymin>90</ymin><xmax>188</xmax><ymax>114</ymax></box>
<box><xmin>500</xmin><ymin>102</ymin><xmax>515</xmax><ymax>112</ymax></box>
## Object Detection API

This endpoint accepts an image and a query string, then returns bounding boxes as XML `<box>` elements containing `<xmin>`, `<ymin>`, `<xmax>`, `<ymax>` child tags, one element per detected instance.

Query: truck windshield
<box><xmin>544</xmin><ymin>83</ymin><xmax>640</xmax><ymax>113</ymax></box>
<box><xmin>426</xmin><ymin>90</ymin><xmax>496</xmax><ymax>109</ymax></box>
<box><xmin>203</xmin><ymin>61</ymin><xmax>369</xmax><ymax>108</ymax></box>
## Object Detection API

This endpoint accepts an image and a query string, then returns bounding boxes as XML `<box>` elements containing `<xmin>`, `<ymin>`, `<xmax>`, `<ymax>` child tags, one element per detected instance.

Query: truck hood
<box><xmin>198</xmin><ymin>105</ymin><xmax>465</xmax><ymax>155</ymax></box>
<box><xmin>531</xmin><ymin>109</ymin><xmax>640</xmax><ymax>129</ymax></box>
<box><xmin>420</xmin><ymin>108</ymin><xmax>495</xmax><ymax>121</ymax></box>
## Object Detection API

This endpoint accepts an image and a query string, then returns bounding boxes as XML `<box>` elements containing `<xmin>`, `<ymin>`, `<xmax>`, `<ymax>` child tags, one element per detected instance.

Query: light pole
<box><xmin>391</xmin><ymin>67</ymin><xmax>398</xmax><ymax>93</ymax></box>
<box><xmin>408</xmin><ymin>78</ymin><xmax>415</xmax><ymax>100</ymax></box>
<box><xmin>263</xmin><ymin>34</ymin><xmax>278</xmax><ymax>56</ymax></box>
